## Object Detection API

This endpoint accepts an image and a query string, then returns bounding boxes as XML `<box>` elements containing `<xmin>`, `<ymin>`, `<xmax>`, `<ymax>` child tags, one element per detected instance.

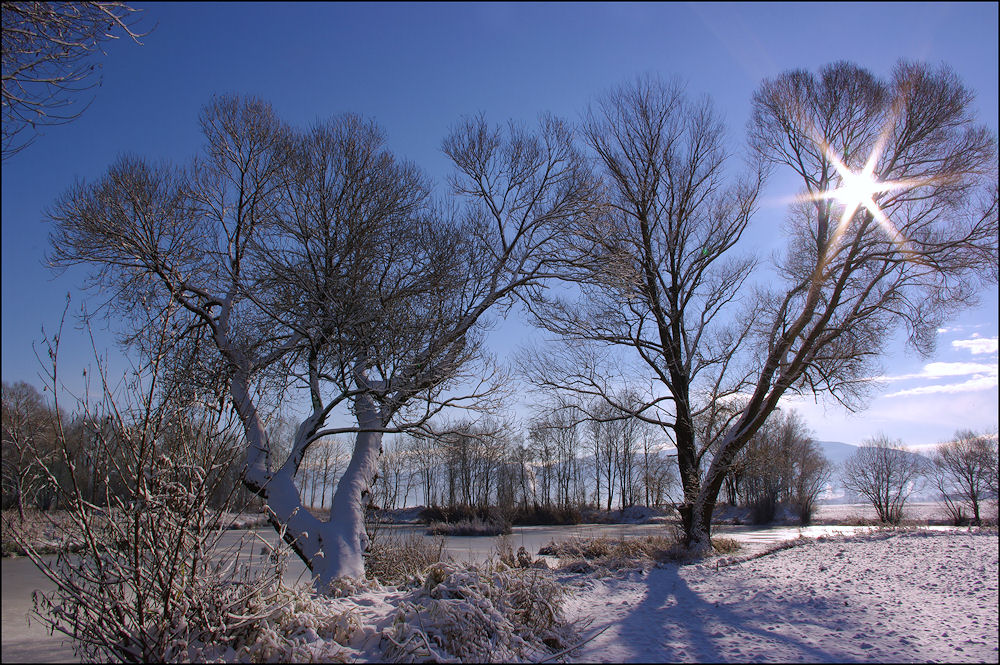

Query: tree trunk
<box><xmin>235</xmin><ymin>364</ymin><xmax>384</xmax><ymax>589</ymax></box>
<box><xmin>315</xmin><ymin>393</ymin><xmax>383</xmax><ymax>585</ymax></box>
<box><xmin>673</xmin><ymin>415</ymin><xmax>704</xmax><ymax>548</ymax></box>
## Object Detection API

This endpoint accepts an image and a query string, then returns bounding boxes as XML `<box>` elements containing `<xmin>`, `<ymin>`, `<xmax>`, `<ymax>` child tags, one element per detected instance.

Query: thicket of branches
<box><xmin>1</xmin><ymin>1</ymin><xmax>149</xmax><ymax>159</ymax></box>
<box><xmin>720</xmin><ymin>409</ymin><xmax>831</xmax><ymax>525</ymax></box>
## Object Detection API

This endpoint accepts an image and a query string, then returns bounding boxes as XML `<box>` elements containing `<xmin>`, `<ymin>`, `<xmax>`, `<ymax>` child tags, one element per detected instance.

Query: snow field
<box><xmin>561</xmin><ymin>530</ymin><xmax>998</xmax><ymax>663</ymax></box>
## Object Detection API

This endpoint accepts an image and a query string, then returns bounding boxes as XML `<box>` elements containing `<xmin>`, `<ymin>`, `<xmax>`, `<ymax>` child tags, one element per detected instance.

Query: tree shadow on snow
<box><xmin>617</xmin><ymin>563</ymin><xmax>869</xmax><ymax>663</ymax></box>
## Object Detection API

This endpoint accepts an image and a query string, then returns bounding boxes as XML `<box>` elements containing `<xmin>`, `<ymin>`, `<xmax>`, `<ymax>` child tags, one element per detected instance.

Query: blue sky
<box><xmin>2</xmin><ymin>2</ymin><xmax>997</xmax><ymax>447</ymax></box>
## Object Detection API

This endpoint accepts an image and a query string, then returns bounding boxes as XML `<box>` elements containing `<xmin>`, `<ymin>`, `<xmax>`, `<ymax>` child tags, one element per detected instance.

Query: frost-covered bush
<box><xmin>382</xmin><ymin>562</ymin><xmax>573</xmax><ymax>662</ymax></box>
<box><xmin>29</xmin><ymin>459</ymin><xmax>301</xmax><ymax>662</ymax></box>
<box><xmin>184</xmin><ymin>581</ymin><xmax>362</xmax><ymax>663</ymax></box>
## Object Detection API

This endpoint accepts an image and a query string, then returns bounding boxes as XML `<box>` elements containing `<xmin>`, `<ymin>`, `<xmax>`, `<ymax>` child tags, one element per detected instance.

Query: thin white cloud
<box><xmin>952</xmin><ymin>337</ymin><xmax>998</xmax><ymax>355</ymax></box>
<box><xmin>936</xmin><ymin>324</ymin><xmax>985</xmax><ymax>335</ymax></box>
<box><xmin>879</xmin><ymin>361</ymin><xmax>998</xmax><ymax>382</ymax></box>
<box><xmin>884</xmin><ymin>375</ymin><xmax>998</xmax><ymax>398</ymax></box>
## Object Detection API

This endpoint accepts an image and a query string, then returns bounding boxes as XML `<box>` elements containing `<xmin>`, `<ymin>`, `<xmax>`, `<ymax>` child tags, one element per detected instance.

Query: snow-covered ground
<box><xmin>2</xmin><ymin>529</ymin><xmax>996</xmax><ymax>662</ymax></box>
<box><xmin>562</xmin><ymin>530</ymin><xmax>998</xmax><ymax>663</ymax></box>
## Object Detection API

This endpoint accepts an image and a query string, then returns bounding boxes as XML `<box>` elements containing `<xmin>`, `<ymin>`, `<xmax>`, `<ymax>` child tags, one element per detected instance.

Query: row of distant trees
<box><xmin>377</xmin><ymin>402</ymin><xmax>679</xmax><ymax>520</ymax></box>
<box><xmin>1</xmin><ymin>380</ymin><xmax>259</xmax><ymax>522</ymax></box>
<box><xmin>6</xmin><ymin>376</ymin><xmax>996</xmax><ymax>529</ymax></box>
<box><xmin>1</xmin><ymin>375</ymin><xmax>815</xmax><ymax>523</ymax></box>
<box><xmin>7</xmin><ymin>376</ymin><xmax>996</xmax><ymax>528</ymax></box>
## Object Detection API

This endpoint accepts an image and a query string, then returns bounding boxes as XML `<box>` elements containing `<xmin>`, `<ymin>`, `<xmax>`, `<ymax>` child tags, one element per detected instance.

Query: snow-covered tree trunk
<box><xmin>237</xmin><ymin>360</ymin><xmax>386</xmax><ymax>587</ymax></box>
<box><xmin>315</xmin><ymin>392</ymin><xmax>384</xmax><ymax>585</ymax></box>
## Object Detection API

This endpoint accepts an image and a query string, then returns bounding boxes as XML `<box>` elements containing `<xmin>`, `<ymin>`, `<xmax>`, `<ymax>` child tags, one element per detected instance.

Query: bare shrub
<box><xmin>11</xmin><ymin>312</ymin><xmax>298</xmax><ymax>662</ymax></box>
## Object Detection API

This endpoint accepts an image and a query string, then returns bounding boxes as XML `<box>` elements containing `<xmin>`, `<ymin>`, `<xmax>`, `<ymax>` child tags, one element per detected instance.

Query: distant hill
<box><xmin>814</xmin><ymin>439</ymin><xmax>936</xmax><ymax>502</ymax></box>
<box><xmin>814</xmin><ymin>440</ymin><xmax>858</xmax><ymax>471</ymax></box>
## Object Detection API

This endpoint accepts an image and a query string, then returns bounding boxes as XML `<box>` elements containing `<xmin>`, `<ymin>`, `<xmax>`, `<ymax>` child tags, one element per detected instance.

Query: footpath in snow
<box><xmin>562</xmin><ymin>530</ymin><xmax>998</xmax><ymax>663</ymax></box>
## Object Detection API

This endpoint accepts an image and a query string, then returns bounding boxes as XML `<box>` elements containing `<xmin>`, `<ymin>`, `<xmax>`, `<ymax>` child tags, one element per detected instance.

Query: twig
<box><xmin>535</xmin><ymin>623</ymin><xmax>611</xmax><ymax>663</ymax></box>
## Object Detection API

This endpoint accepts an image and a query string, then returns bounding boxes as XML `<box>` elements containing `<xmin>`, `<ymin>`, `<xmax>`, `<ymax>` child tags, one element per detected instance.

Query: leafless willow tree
<box><xmin>1</xmin><ymin>1</ymin><xmax>148</xmax><ymax>159</ymax></box>
<box><xmin>48</xmin><ymin>96</ymin><xmax>597</xmax><ymax>586</ymax></box>
<box><xmin>930</xmin><ymin>429</ymin><xmax>998</xmax><ymax>525</ymax></box>
<box><xmin>842</xmin><ymin>434</ymin><xmax>925</xmax><ymax>524</ymax></box>
<box><xmin>528</xmin><ymin>62</ymin><xmax>997</xmax><ymax>551</ymax></box>
<box><xmin>688</xmin><ymin>60</ymin><xmax>998</xmax><ymax>541</ymax></box>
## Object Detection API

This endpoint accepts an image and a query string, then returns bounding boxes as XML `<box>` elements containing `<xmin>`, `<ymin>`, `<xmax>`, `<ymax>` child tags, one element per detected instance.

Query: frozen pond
<box><xmin>0</xmin><ymin>516</ymin><xmax>965</xmax><ymax>663</ymax></box>
<box><xmin>370</xmin><ymin>521</ymin><xmax>903</xmax><ymax>564</ymax></box>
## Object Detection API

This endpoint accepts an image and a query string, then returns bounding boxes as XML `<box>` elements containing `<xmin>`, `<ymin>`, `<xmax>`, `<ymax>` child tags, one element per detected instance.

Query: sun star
<box><xmin>799</xmin><ymin>126</ymin><xmax>925</xmax><ymax>254</ymax></box>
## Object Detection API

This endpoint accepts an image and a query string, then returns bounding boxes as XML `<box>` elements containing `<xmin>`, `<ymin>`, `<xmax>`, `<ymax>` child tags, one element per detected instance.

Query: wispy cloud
<box><xmin>937</xmin><ymin>324</ymin><xmax>984</xmax><ymax>336</ymax></box>
<box><xmin>879</xmin><ymin>361</ymin><xmax>998</xmax><ymax>382</ymax></box>
<box><xmin>952</xmin><ymin>336</ymin><xmax>998</xmax><ymax>355</ymax></box>
<box><xmin>884</xmin><ymin>375</ymin><xmax>998</xmax><ymax>397</ymax></box>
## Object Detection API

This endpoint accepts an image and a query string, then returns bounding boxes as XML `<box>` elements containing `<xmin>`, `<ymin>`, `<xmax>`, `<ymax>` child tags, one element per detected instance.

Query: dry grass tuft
<box><xmin>541</xmin><ymin>533</ymin><xmax>742</xmax><ymax>571</ymax></box>
<box><xmin>426</xmin><ymin>517</ymin><xmax>512</xmax><ymax>536</ymax></box>
<box><xmin>711</xmin><ymin>537</ymin><xmax>741</xmax><ymax>554</ymax></box>
<box><xmin>365</xmin><ymin>531</ymin><xmax>446</xmax><ymax>585</ymax></box>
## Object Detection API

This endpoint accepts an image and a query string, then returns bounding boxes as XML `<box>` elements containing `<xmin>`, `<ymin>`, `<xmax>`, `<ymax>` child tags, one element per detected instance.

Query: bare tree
<box><xmin>842</xmin><ymin>434</ymin><xmax>925</xmax><ymax>524</ymax></box>
<box><xmin>373</xmin><ymin>436</ymin><xmax>414</xmax><ymax>511</ymax></box>
<box><xmin>789</xmin><ymin>435</ymin><xmax>832</xmax><ymax>525</ymax></box>
<box><xmin>930</xmin><ymin>429</ymin><xmax>998</xmax><ymax>525</ymax></box>
<box><xmin>524</xmin><ymin>76</ymin><xmax>763</xmax><ymax>536</ymax></box>
<box><xmin>1</xmin><ymin>381</ymin><xmax>58</xmax><ymax>520</ymax></box>
<box><xmin>407</xmin><ymin>433</ymin><xmax>439</xmax><ymax>507</ymax></box>
<box><xmin>531</xmin><ymin>62</ymin><xmax>997</xmax><ymax>551</ymax></box>
<box><xmin>587</xmin><ymin>404</ymin><xmax>620</xmax><ymax>510</ymax></box>
<box><xmin>48</xmin><ymin>96</ymin><xmax>596</xmax><ymax>586</ymax></box>
<box><xmin>526</xmin><ymin>404</ymin><xmax>584</xmax><ymax>511</ymax></box>
<box><xmin>683</xmin><ymin>60</ymin><xmax>997</xmax><ymax>544</ymax></box>
<box><xmin>737</xmin><ymin>409</ymin><xmax>829</xmax><ymax>524</ymax></box>
<box><xmin>1</xmin><ymin>1</ymin><xmax>148</xmax><ymax>159</ymax></box>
